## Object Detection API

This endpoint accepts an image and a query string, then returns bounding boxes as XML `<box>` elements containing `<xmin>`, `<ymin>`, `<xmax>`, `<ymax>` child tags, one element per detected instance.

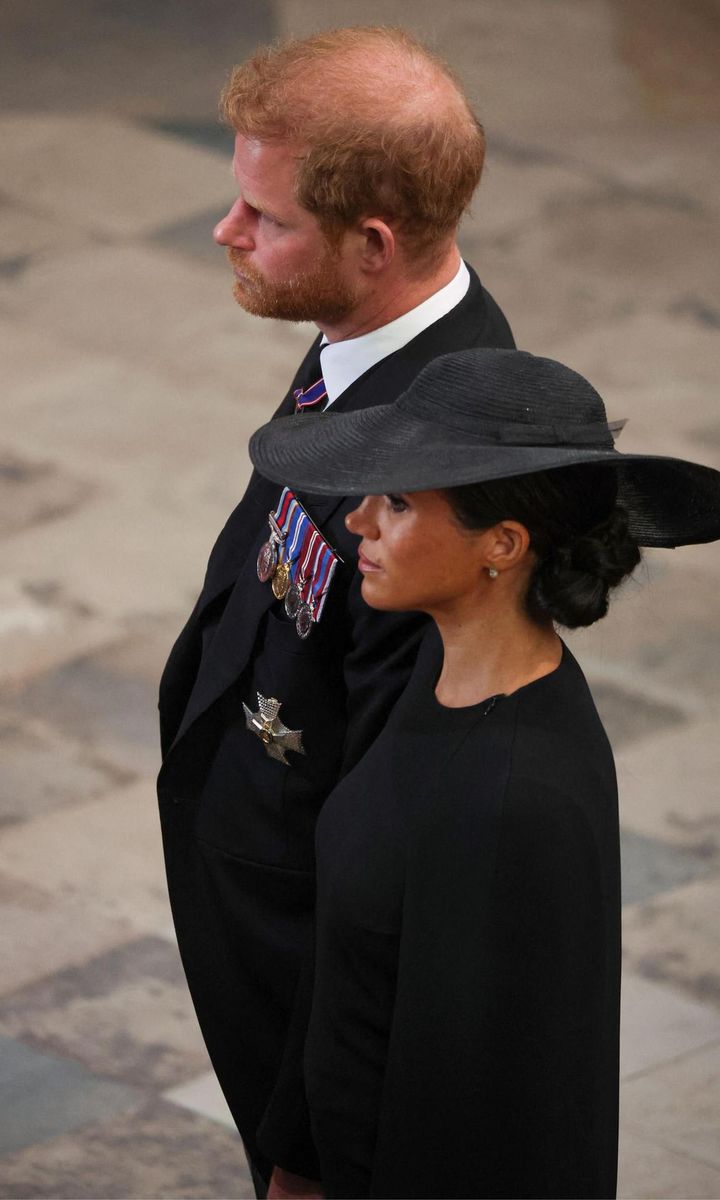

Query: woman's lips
<box><xmin>358</xmin><ymin>550</ymin><xmax>382</xmax><ymax>573</ymax></box>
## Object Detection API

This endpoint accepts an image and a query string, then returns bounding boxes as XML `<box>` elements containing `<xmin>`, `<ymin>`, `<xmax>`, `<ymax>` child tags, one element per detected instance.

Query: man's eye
<box><xmin>386</xmin><ymin>494</ymin><xmax>408</xmax><ymax>513</ymax></box>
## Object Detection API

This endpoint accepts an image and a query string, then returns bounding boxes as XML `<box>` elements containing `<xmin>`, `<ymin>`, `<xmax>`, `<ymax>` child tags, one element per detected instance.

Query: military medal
<box><xmin>256</xmin><ymin>540</ymin><xmax>277</xmax><ymax>583</ymax></box>
<box><xmin>284</xmin><ymin>575</ymin><xmax>304</xmax><ymax>619</ymax></box>
<box><xmin>271</xmin><ymin>557</ymin><xmax>291</xmax><ymax>599</ymax></box>
<box><xmin>295</xmin><ymin>598</ymin><xmax>314</xmax><ymax>640</ymax></box>
<box><xmin>257</xmin><ymin>487</ymin><xmax>341</xmax><ymax>640</ymax></box>
<box><xmin>292</xmin><ymin>529</ymin><xmax>322</xmax><ymax>638</ymax></box>
<box><xmin>243</xmin><ymin>692</ymin><xmax>305</xmax><ymax>765</ymax></box>
<box><xmin>257</xmin><ymin>512</ymin><xmax>285</xmax><ymax>583</ymax></box>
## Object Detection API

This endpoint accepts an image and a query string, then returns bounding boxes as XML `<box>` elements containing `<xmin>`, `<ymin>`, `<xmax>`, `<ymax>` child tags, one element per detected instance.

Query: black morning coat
<box><xmin>157</xmin><ymin>265</ymin><xmax>515</xmax><ymax>1182</ymax></box>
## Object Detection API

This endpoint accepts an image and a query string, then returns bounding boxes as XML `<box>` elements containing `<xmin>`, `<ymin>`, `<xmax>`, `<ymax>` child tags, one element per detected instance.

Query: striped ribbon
<box><xmin>271</xmin><ymin>487</ymin><xmax>340</xmax><ymax>624</ymax></box>
<box><xmin>293</xmin><ymin>376</ymin><xmax>328</xmax><ymax>413</ymax></box>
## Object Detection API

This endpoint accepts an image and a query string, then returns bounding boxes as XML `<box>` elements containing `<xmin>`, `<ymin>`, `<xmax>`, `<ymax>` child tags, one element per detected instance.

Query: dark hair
<box><xmin>445</xmin><ymin>464</ymin><xmax>641</xmax><ymax>628</ymax></box>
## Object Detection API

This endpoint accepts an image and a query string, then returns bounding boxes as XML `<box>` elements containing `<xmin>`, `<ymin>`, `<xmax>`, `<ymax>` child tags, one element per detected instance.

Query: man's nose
<box><xmin>213</xmin><ymin>199</ymin><xmax>254</xmax><ymax>249</ymax></box>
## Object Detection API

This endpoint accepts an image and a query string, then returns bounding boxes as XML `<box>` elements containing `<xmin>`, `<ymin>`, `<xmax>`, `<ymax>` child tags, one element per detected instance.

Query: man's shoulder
<box><xmin>463</xmin><ymin>263</ymin><xmax>515</xmax><ymax>350</ymax></box>
<box><xmin>386</xmin><ymin>262</ymin><xmax>514</xmax><ymax>368</ymax></box>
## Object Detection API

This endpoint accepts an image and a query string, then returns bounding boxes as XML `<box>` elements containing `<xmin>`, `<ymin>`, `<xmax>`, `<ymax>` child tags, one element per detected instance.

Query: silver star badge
<box><xmin>243</xmin><ymin>693</ymin><xmax>305</xmax><ymax>765</ymax></box>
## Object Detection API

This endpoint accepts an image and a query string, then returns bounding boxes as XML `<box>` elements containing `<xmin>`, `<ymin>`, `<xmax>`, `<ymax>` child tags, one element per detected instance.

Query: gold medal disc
<box><xmin>272</xmin><ymin>560</ymin><xmax>291</xmax><ymax>599</ymax></box>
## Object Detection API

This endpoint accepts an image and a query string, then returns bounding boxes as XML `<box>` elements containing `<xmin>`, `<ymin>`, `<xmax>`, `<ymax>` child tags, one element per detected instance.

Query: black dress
<box><xmin>305</xmin><ymin>629</ymin><xmax>620</xmax><ymax>1199</ymax></box>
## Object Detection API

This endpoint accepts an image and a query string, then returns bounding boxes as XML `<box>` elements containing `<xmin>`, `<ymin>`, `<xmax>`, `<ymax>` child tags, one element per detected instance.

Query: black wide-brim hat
<box><xmin>250</xmin><ymin>348</ymin><xmax>720</xmax><ymax>548</ymax></box>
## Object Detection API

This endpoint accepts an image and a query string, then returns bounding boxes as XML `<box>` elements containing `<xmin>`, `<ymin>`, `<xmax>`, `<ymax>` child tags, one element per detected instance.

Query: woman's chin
<box><xmin>360</xmin><ymin>573</ymin><xmax>393</xmax><ymax>609</ymax></box>
<box><xmin>360</xmin><ymin>576</ymin><xmax>410</xmax><ymax>612</ymax></box>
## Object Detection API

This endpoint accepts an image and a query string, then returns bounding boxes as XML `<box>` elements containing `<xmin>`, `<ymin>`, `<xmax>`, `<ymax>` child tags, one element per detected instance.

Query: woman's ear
<box><xmin>484</xmin><ymin>520</ymin><xmax>532</xmax><ymax>575</ymax></box>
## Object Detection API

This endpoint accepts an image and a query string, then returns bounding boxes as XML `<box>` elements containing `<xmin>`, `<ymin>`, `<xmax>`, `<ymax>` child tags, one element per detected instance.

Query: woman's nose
<box><xmin>213</xmin><ymin>200</ymin><xmax>254</xmax><ymax>249</ymax></box>
<box><xmin>345</xmin><ymin>497</ymin><xmax>375</xmax><ymax>537</ymax></box>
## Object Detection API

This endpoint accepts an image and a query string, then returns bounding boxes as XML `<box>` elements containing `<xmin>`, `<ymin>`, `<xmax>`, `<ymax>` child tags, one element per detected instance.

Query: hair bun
<box><xmin>529</xmin><ymin>507</ymin><xmax>641</xmax><ymax>628</ymax></box>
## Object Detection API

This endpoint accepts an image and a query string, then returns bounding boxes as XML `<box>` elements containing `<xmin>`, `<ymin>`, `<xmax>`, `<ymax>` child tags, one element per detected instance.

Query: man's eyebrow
<box><xmin>247</xmin><ymin>194</ymin><xmax>286</xmax><ymax>222</ymax></box>
<box><xmin>229</xmin><ymin>168</ymin><xmax>285</xmax><ymax>222</ymax></box>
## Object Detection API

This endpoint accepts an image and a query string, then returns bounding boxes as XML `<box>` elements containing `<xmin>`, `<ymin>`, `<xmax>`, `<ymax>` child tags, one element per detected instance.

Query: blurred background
<box><xmin>1</xmin><ymin>1</ymin><xmax>719</xmax><ymax>1196</ymax></box>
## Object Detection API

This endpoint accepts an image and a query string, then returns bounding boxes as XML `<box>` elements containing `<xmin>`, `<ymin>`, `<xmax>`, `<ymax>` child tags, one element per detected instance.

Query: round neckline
<box><xmin>430</xmin><ymin>688</ymin><xmax>505</xmax><ymax>717</ymax></box>
<box><xmin>430</xmin><ymin>641</ymin><xmax>567</xmax><ymax>714</ymax></box>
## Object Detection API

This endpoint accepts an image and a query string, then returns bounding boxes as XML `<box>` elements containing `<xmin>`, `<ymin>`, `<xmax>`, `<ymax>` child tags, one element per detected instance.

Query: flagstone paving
<box><xmin>1</xmin><ymin>1</ymin><xmax>719</xmax><ymax>1197</ymax></box>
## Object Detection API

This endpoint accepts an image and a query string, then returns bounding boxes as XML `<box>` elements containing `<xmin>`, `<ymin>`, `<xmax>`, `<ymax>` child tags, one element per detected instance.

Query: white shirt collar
<box><xmin>319</xmin><ymin>259</ymin><xmax>470</xmax><ymax>406</ymax></box>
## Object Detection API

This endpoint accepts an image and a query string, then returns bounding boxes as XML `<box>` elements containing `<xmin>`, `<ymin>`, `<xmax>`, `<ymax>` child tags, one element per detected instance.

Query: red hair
<box><xmin>220</xmin><ymin>27</ymin><xmax>485</xmax><ymax>266</ymax></box>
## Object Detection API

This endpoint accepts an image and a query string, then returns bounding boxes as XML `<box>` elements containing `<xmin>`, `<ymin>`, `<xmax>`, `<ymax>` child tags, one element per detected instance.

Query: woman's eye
<box><xmin>386</xmin><ymin>494</ymin><xmax>408</xmax><ymax>513</ymax></box>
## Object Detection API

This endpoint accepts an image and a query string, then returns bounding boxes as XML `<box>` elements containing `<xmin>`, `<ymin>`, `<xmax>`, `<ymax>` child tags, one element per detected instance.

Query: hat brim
<box><xmin>249</xmin><ymin>406</ymin><xmax>720</xmax><ymax>548</ymax></box>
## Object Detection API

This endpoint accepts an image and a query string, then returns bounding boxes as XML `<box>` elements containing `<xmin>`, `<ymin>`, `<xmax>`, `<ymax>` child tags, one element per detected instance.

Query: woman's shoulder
<box><xmin>404</xmin><ymin>644</ymin><xmax>617</xmax><ymax>842</ymax></box>
<box><xmin>509</xmin><ymin>643</ymin><xmax>615</xmax><ymax>785</ymax></box>
<box><xmin>485</xmin><ymin>647</ymin><xmax>619</xmax><ymax>868</ymax></box>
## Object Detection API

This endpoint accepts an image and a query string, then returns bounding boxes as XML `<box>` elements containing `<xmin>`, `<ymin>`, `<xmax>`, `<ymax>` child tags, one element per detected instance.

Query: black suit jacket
<box><xmin>158</xmin><ymin>266</ymin><xmax>514</xmax><ymax>1175</ymax></box>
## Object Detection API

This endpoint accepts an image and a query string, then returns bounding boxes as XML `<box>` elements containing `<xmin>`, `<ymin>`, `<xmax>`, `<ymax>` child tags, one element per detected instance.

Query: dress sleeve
<box><xmin>369</xmin><ymin>772</ymin><xmax>620</xmax><ymax>1200</ymax></box>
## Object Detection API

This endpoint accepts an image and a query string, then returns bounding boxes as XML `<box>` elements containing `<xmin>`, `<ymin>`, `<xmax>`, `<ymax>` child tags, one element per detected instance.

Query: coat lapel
<box><xmin>170</xmin><ymin>527</ymin><xmax>278</xmax><ymax>750</ymax></box>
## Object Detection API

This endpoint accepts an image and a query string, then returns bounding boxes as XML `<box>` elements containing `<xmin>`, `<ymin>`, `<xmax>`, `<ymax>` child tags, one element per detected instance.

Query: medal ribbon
<box><xmin>302</xmin><ymin>533</ymin><xmax>324</xmax><ymax>607</ymax></box>
<box><xmin>312</xmin><ymin>544</ymin><xmax>338</xmax><ymax>620</ymax></box>
<box><xmin>268</xmin><ymin>487</ymin><xmax>341</xmax><ymax>627</ymax></box>
<box><xmin>285</xmin><ymin>506</ymin><xmax>306</xmax><ymax>577</ymax></box>
<box><xmin>298</xmin><ymin>529</ymin><xmax>321</xmax><ymax>602</ymax></box>
<box><xmin>274</xmin><ymin>487</ymin><xmax>295</xmax><ymax>532</ymax></box>
<box><xmin>289</xmin><ymin>521</ymin><xmax>313</xmax><ymax>586</ymax></box>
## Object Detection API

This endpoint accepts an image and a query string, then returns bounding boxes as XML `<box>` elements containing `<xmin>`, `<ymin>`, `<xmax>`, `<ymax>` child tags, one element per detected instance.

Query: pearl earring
<box><xmin>487</xmin><ymin>566</ymin><xmax>498</xmax><ymax>579</ymax></box>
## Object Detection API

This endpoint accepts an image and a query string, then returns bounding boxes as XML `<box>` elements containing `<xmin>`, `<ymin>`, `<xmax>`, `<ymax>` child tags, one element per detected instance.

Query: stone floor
<box><xmin>1</xmin><ymin>2</ymin><xmax>719</xmax><ymax>1197</ymax></box>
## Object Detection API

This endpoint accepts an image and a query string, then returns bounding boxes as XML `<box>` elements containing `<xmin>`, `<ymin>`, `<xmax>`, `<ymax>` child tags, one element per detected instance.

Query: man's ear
<box><xmin>356</xmin><ymin>217</ymin><xmax>396</xmax><ymax>272</ymax></box>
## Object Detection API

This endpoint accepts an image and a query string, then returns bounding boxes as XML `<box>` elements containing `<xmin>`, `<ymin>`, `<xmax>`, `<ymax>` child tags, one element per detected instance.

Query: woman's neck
<box><xmin>432</xmin><ymin>593</ymin><xmax>562</xmax><ymax>709</ymax></box>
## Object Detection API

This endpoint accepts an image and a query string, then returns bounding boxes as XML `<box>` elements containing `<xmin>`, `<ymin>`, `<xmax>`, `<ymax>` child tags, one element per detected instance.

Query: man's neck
<box><xmin>318</xmin><ymin>244</ymin><xmax>462</xmax><ymax>343</ymax></box>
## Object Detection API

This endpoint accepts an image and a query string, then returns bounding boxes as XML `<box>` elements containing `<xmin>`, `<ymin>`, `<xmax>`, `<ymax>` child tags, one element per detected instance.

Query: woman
<box><xmin>249</xmin><ymin>348</ymin><xmax>720</xmax><ymax>1200</ymax></box>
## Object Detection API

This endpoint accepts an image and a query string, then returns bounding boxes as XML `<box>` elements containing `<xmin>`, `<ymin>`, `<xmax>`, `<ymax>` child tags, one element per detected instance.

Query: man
<box><xmin>158</xmin><ymin>25</ymin><xmax>514</xmax><ymax>1199</ymax></box>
